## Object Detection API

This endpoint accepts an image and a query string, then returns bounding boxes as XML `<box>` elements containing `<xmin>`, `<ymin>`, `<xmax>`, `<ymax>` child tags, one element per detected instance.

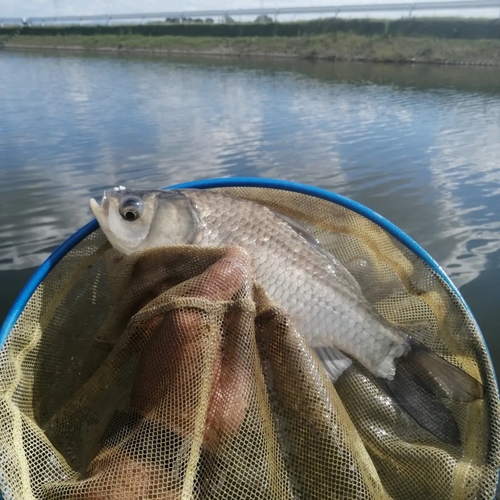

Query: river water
<box><xmin>1</xmin><ymin>49</ymin><xmax>500</xmax><ymax>371</ymax></box>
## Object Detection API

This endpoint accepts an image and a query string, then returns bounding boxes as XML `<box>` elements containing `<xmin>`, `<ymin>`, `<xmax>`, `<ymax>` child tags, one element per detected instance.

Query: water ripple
<box><xmin>1</xmin><ymin>51</ymin><xmax>500</xmax><ymax>364</ymax></box>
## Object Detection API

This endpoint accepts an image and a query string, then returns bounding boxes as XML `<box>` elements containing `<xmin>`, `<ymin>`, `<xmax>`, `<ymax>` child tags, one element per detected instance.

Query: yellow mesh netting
<box><xmin>0</xmin><ymin>187</ymin><xmax>498</xmax><ymax>500</ymax></box>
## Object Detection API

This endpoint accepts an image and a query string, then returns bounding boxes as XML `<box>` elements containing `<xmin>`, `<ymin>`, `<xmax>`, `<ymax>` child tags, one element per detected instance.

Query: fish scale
<box><xmin>183</xmin><ymin>189</ymin><xmax>406</xmax><ymax>379</ymax></box>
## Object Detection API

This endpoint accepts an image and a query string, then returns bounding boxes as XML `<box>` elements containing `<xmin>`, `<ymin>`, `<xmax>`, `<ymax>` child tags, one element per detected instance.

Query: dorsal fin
<box><xmin>272</xmin><ymin>209</ymin><xmax>362</xmax><ymax>293</ymax></box>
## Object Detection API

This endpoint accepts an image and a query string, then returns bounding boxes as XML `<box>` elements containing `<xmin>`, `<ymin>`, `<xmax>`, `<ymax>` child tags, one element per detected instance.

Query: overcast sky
<box><xmin>0</xmin><ymin>0</ymin><xmax>497</xmax><ymax>19</ymax></box>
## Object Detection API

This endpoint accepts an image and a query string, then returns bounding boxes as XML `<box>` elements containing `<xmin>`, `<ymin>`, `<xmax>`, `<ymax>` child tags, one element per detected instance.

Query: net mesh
<box><xmin>0</xmin><ymin>187</ymin><xmax>498</xmax><ymax>500</ymax></box>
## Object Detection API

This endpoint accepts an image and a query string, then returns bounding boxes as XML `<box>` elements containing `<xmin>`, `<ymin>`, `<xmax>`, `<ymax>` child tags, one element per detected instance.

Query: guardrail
<box><xmin>1</xmin><ymin>0</ymin><xmax>500</xmax><ymax>26</ymax></box>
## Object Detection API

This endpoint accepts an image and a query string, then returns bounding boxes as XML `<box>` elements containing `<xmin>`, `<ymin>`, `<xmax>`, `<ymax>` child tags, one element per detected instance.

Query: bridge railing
<box><xmin>1</xmin><ymin>0</ymin><xmax>499</xmax><ymax>27</ymax></box>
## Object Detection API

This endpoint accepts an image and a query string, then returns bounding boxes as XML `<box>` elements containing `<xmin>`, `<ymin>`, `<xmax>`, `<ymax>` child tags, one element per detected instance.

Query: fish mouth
<box><xmin>90</xmin><ymin>191</ymin><xmax>111</xmax><ymax>224</ymax></box>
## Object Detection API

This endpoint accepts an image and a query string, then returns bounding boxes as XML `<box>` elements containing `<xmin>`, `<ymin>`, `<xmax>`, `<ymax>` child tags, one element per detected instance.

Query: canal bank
<box><xmin>4</xmin><ymin>33</ymin><xmax>500</xmax><ymax>66</ymax></box>
<box><xmin>2</xmin><ymin>18</ymin><xmax>500</xmax><ymax>66</ymax></box>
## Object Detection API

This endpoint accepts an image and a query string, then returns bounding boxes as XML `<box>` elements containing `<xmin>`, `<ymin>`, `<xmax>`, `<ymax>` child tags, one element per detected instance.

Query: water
<box><xmin>1</xmin><ymin>49</ymin><xmax>500</xmax><ymax>371</ymax></box>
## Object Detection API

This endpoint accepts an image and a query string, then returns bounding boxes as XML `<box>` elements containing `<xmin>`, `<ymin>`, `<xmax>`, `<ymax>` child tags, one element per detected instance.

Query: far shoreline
<box><xmin>3</xmin><ymin>33</ymin><xmax>500</xmax><ymax>67</ymax></box>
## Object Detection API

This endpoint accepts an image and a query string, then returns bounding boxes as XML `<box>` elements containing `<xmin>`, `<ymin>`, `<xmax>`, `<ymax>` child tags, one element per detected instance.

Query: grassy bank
<box><xmin>3</xmin><ymin>33</ymin><xmax>500</xmax><ymax>65</ymax></box>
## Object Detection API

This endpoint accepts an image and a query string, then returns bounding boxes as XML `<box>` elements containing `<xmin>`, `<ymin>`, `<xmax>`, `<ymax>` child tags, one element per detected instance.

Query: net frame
<box><xmin>0</xmin><ymin>176</ymin><xmax>498</xmax><ymax>499</ymax></box>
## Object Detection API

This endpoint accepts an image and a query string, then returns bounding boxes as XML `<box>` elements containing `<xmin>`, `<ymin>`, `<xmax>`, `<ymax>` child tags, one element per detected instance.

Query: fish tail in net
<box><xmin>384</xmin><ymin>338</ymin><xmax>483</xmax><ymax>446</ymax></box>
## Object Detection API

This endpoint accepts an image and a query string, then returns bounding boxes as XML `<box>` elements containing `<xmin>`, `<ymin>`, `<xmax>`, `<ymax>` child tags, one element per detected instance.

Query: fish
<box><xmin>90</xmin><ymin>187</ymin><xmax>483</xmax><ymax>445</ymax></box>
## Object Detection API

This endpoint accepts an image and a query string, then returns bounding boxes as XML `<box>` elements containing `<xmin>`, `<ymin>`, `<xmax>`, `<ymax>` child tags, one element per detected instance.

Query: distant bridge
<box><xmin>1</xmin><ymin>0</ymin><xmax>500</xmax><ymax>26</ymax></box>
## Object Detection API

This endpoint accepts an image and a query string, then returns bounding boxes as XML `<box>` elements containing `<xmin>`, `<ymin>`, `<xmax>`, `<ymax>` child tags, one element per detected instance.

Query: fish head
<box><xmin>90</xmin><ymin>187</ymin><xmax>202</xmax><ymax>255</ymax></box>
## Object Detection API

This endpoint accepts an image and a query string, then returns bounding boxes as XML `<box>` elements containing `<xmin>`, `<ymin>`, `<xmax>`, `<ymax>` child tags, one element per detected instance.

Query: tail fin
<box><xmin>385</xmin><ymin>339</ymin><xmax>483</xmax><ymax>446</ymax></box>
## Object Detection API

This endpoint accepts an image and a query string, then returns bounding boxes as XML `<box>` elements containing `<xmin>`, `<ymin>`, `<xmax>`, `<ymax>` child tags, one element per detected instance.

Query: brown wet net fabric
<box><xmin>0</xmin><ymin>187</ymin><xmax>499</xmax><ymax>500</ymax></box>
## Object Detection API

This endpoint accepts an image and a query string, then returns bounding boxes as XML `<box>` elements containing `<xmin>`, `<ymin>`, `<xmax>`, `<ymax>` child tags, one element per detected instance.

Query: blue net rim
<box><xmin>0</xmin><ymin>176</ymin><xmax>497</xmax><ymax>498</ymax></box>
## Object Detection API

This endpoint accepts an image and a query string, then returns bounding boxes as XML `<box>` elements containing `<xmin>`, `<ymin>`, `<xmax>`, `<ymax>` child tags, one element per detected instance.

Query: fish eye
<box><xmin>119</xmin><ymin>196</ymin><xmax>143</xmax><ymax>222</ymax></box>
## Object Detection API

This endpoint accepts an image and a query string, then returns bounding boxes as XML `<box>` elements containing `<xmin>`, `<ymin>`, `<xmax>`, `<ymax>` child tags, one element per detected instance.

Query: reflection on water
<box><xmin>1</xmin><ymin>50</ymin><xmax>500</xmax><ymax>370</ymax></box>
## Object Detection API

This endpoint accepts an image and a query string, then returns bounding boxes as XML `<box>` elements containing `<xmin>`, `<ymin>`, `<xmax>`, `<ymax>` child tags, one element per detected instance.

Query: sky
<box><xmin>0</xmin><ymin>0</ymin><xmax>498</xmax><ymax>20</ymax></box>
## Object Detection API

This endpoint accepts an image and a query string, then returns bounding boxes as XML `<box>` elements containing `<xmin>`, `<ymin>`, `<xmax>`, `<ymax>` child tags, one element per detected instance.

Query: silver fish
<box><xmin>90</xmin><ymin>188</ymin><xmax>483</xmax><ymax>444</ymax></box>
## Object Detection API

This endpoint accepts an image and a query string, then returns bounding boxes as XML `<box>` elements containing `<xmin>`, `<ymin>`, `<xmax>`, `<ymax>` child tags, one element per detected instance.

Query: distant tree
<box><xmin>205</xmin><ymin>18</ymin><xmax>214</xmax><ymax>24</ymax></box>
<box><xmin>165</xmin><ymin>17</ymin><xmax>180</xmax><ymax>23</ymax></box>
<box><xmin>193</xmin><ymin>18</ymin><xmax>203</xmax><ymax>23</ymax></box>
<box><xmin>255</xmin><ymin>15</ymin><xmax>273</xmax><ymax>24</ymax></box>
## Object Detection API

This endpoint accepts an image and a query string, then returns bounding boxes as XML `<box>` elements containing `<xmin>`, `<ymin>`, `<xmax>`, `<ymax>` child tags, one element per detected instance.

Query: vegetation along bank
<box><xmin>1</xmin><ymin>18</ymin><xmax>500</xmax><ymax>66</ymax></box>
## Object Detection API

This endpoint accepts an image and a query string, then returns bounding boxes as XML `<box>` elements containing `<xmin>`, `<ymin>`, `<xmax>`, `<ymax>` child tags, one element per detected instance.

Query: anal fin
<box><xmin>313</xmin><ymin>346</ymin><xmax>352</xmax><ymax>382</ymax></box>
